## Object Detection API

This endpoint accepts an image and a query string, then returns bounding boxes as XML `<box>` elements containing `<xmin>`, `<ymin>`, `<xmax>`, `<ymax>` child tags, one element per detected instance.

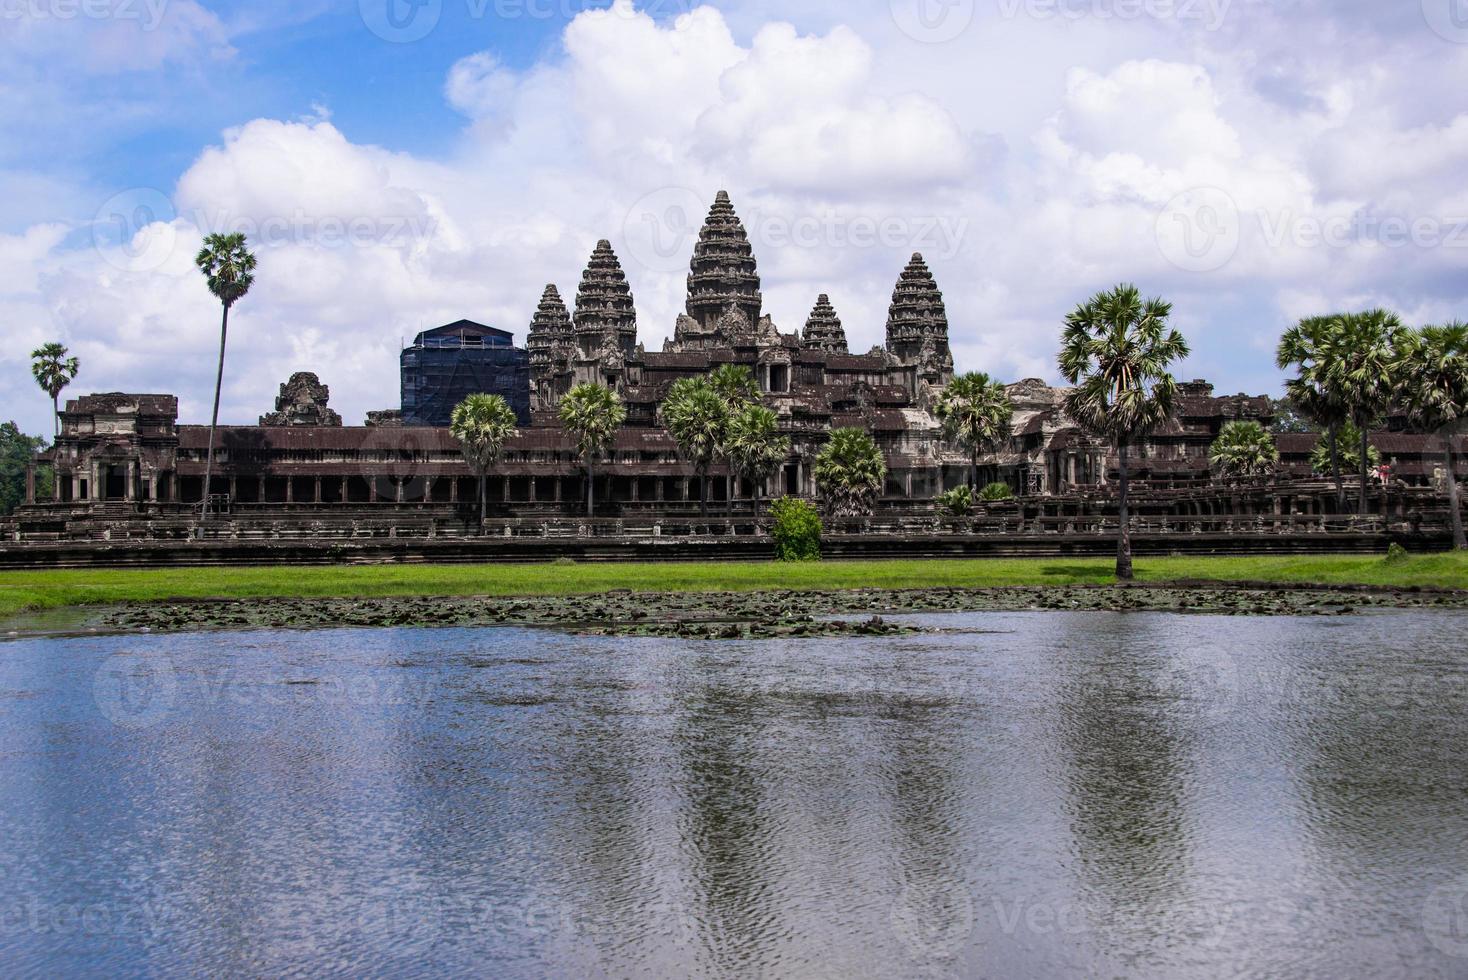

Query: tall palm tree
<box><xmin>1397</xmin><ymin>322</ymin><xmax>1468</xmax><ymax>550</ymax></box>
<box><xmin>661</xmin><ymin>377</ymin><xmax>728</xmax><ymax>516</ymax></box>
<box><xmin>708</xmin><ymin>363</ymin><xmax>759</xmax><ymax>407</ymax></box>
<box><xmin>1310</xmin><ymin>420</ymin><xmax>1378</xmax><ymax>477</ymax></box>
<box><xmin>30</xmin><ymin>343</ymin><xmax>80</xmax><ymax>438</ymax></box>
<box><xmin>1209</xmin><ymin>420</ymin><xmax>1278</xmax><ymax>481</ymax></box>
<box><xmin>724</xmin><ymin>403</ymin><xmax>790</xmax><ymax>519</ymax></box>
<box><xmin>1057</xmin><ymin>283</ymin><xmax>1190</xmax><ymax>580</ymax></box>
<box><xmin>1277</xmin><ymin>314</ymin><xmax>1350</xmax><ymax>509</ymax></box>
<box><xmin>194</xmin><ymin>233</ymin><xmax>256</xmax><ymax>527</ymax></box>
<box><xmin>1321</xmin><ymin>309</ymin><xmax>1408</xmax><ymax>515</ymax></box>
<box><xmin>813</xmin><ymin>427</ymin><xmax>887</xmax><ymax>517</ymax></box>
<box><xmin>558</xmin><ymin>382</ymin><xmax>625</xmax><ymax>518</ymax></box>
<box><xmin>450</xmin><ymin>393</ymin><xmax>519</xmax><ymax>530</ymax></box>
<box><xmin>934</xmin><ymin>371</ymin><xmax>1013</xmax><ymax>490</ymax></box>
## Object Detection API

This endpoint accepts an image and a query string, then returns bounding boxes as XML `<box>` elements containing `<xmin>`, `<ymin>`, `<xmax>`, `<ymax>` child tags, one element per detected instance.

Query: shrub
<box><xmin>979</xmin><ymin>481</ymin><xmax>1014</xmax><ymax>502</ymax></box>
<box><xmin>1383</xmin><ymin>542</ymin><xmax>1410</xmax><ymax>565</ymax></box>
<box><xmin>552</xmin><ymin>556</ymin><xmax>577</xmax><ymax>567</ymax></box>
<box><xmin>935</xmin><ymin>485</ymin><xmax>973</xmax><ymax>517</ymax></box>
<box><xmin>770</xmin><ymin>496</ymin><xmax>822</xmax><ymax>561</ymax></box>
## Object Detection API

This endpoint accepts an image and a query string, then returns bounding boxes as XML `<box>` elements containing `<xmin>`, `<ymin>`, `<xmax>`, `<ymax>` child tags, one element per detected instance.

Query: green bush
<box><xmin>769</xmin><ymin>496</ymin><xmax>822</xmax><ymax>561</ymax></box>
<box><xmin>1383</xmin><ymin>542</ymin><xmax>1410</xmax><ymax>565</ymax></box>
<box><xmin>979</xmin><ymin>481</ymin><xmax>1014</xmax><ymax>502</ymax></box>
<box><xmin>935</xmin><ymin>485</ymin><xmax>973</xmax><ymax>516</ymax></box>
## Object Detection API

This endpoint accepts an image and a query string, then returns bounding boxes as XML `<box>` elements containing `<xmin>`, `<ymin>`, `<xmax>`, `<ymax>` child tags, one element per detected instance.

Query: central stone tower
<box><xmin>675</xmin><ymin>190</ymin><xmax>763</xmax><ymax>349</ymax></box>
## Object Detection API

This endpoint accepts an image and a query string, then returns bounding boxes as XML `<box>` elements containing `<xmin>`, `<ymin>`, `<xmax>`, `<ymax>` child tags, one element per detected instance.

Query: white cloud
<box><xmin>5</xmin><ymin>0</ymin><xmax>1468</xmax><ymax>437</ymax></box>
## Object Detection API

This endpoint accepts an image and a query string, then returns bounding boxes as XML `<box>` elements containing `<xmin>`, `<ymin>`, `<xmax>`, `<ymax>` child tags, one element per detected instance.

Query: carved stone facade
<box><xmin>26</xmin><ymin>188</ymin><xmax>1466</xmax><ymax>534</ymax></box>
<box><xmin>260</xmin><ymin>372</ymin><xmax>343</xmax><ymax>427</ymax></box>
<box><xmin>802</xmin><ymin>294</ymin><xmax>848</xmax><ymax>355</ymax></box>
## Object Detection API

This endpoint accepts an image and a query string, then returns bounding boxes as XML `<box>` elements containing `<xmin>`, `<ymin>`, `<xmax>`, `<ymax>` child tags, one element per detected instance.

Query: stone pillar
<box><xmin>396</xmin><ymin>478</ymin><xmax>405</xmax><ymax>504</ymax></box>
<box><xmin>91</xmin><ymin>461</ymin><xmax>101</xmax><ymax>501</ymax></box>
<box><xmin>553</xmin><ymin>478</ymin><xmax>562</xmax><ymax>503</ymax></box>
<box><xmin>655</xmin><ymin>478</ymin><xmax>664</xmax><ymax>502</ymax></box>
<box><xmin>529</xmin><ymin>479</ymin><xmax>538</xmax><ymax>504</ymax></box>
<box><xmin>502</xmin><ymin>477</ymin><xmax>511</xmax><ymax>503</ymax></box>
<box><xmin>24</xmin><ymin>463</ymin><xmax>36</xmax><ymax>505</ymax></box>
<box><xmin>449</xmin><ymin>479</ymin><xmax>458</xmax><ymax>504</ymax></box>
<box><xmin>630</xmin><ymin>478</ymin><xmax>639</xmax><ymax>503</ymax></box>
<box><xmin>72</xmin><ymin>471</ymin><xmax>81</xmax><ymax>503</ymax></box>
<box><xmin>904</xmin><ymin>471</ymin><xmax>913</xmax><ymax>498</ymax></box>
<box><xmin>369</xmin><ymin>479</ymin><xmax>378</xmax><ymax>503</ymax></box>
<box><xmin>680</xmin><ymin>477</ymin><xmax>690</xmax><ymax>502</ymax></box>
<box><xmin>286</xmin><ymin>478</ymin><xmax>294</xmax><ymax>504</ymax></box>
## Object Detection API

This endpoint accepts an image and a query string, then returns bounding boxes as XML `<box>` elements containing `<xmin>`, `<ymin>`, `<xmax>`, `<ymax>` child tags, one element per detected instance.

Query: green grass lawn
<box><xmin>0</xmin><ymin>553</ymin><xmax>1465</xmax><ymax>621</ymax></box>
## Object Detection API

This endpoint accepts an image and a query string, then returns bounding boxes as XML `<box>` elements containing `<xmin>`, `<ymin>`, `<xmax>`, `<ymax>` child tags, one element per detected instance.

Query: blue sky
<box><xmin>4</xmin><ymin>0</ymin><xmax>1468</xmax><ymax>436</ymax></box>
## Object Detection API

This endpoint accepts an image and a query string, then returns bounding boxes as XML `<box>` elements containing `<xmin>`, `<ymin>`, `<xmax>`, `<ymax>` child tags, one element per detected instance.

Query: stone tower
<box><xmin>573</xmin><ymin>240</ymin><xmax>638</xmax><ymax>361</ymax></box>
<box><xmin>527</xmin><ymin>283</ymin><xmax>573</xmax><ymax>410</ymax></box>
<box><xmin>801</xmin><ymin>294</ymin><xmax>849</xmax><ymax>354</ymax></box>
<box><xmin>885</xmin><ymin>252</ymin><xmax>953</xmax><ymax>387</ymax></box>
<box><xmin>679</xmin><ymin>190</ymin><xmax>763</xmax><ymax>348</ymax></box>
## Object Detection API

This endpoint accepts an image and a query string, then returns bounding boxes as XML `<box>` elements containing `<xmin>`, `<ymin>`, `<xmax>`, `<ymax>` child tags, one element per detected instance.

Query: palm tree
<box><xmin>724</xmin><ymin>403</ymin><xmax>790</xmax><ymax>519</ymax></box>
<box><xmin>661</xmin><ymin>377</ymin><xmax>728</xmax><ymax>516</ymax></box>
<box><xmin>558</xmin><ymin>382</ymin><xmax>625</xmax><ymax>518</ymax></box>
<box><xmin>1310</xmin><ymin>421</ymin><xmax>1379</xmax><ymax>477</ymax></box>
<box><xmin>1397</xmin><ymin>322</ymin><xmax>1468</xmax><ymax>550</ymax></box>
<box><xmin>1057</xmin><ymin>283</ymin><xmax>1190</xmax><ymax>580</ymax></box>
<box><xmin>30</xmin><ymin>343</ymin><xmax>79</xmax><ymax>438</ymax></box>
<box><xmin>1321</xmin><ymin>309</ymin><xmax>1408</xmax><ymax>515</ymax></box>
<box><xmin>813</xmin><ymin>427</ymin><xmax>887</xmax><ymax>517</ymax></box>
<box><xmin>935</xmin><ymin>371</ymin><xmax>1013</xmax><ymax>490</ymax></box>
<box><xmin>450</xmin><ymin>393</ymin><xmax>519</xmax><ymax>530</ymax></box>
<box><xmin>1277</xmin><ymin>315</ymin><xmax>1350</xmax><ymax>509</ymax></box>
<box><xmin>709</xmin><ymin>363</ymin><xmax>759</xmax><ymax>407</ymax></box>
<box><xmin>194</xmin><ymin>233</ymin><xmax>257</xmax><ymax>527</ymax></box>
<box><xmin>1209</xmin><ymin>420</ymin><xmax>1278</xmax><ymax>481</ymax></box>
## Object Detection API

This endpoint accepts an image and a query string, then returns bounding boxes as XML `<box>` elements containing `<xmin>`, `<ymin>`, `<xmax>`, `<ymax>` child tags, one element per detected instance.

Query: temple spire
<box><xmin>685</xmin><ymin>189</ymin><xmax>762</xmax><ymax>338</ymax></box>
<box><xmin>574</xmin><ymin>239</ymin><xmax>638</xmax><ymax>359</ymax></box>
<box><xmin>527</xmin><ymin>284</ymin><xmax>573</xmax><ymax>408</ymax></box>
<box><xmin>802</xmin><ymin>294</ymin><xmax>848</xmax><ymax>354</ymax></box>
<box><xmin>885</xmin><ymin>252</ymin><xmax>953</xmax><ymax>385</ymax></box>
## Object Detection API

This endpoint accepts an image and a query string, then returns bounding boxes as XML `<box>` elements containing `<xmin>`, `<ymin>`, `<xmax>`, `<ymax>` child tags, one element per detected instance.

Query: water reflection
<box><xmin>2</xmin><ymin>612</ymin><xmax>1467</xmax><ymax>977</ymax></box>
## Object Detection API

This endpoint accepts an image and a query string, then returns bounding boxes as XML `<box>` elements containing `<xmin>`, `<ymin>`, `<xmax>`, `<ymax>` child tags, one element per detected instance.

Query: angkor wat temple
<box><xmin>9</xmin><ymin>191</ymin><xmax>1464</xmax><ymax>552</ymax></box>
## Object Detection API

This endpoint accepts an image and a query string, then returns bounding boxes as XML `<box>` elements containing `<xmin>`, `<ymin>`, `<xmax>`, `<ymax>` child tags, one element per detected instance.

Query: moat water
<box><xmin>2</xmin><ymin>611</ymin><xmax>1467</xmax><ymax>978</ymax></box>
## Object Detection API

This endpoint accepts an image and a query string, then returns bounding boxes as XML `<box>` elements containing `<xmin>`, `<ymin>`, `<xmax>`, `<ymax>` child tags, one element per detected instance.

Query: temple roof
<box><xmin>574</xmin><ymin>240</ymin><xmax>638</xmax><ymax>352</ymax></box>
<box><xmin>885</xmin><ymin>252</ymin><xmax>951</xmax><ymax>362</ymax></box>
<box><xmin>684</xmin><ymin>190</ymin><xmax>762</xmax><ymax>333</ymax></box>
<box><xmin>802</xmin><ymin>293</ymin><xmax>849</xmax><ymax>354</ymax></box>
<box><xmin>527</xmin><ymin>283</ymin><xmax>573</xmax><ymax>357</ymax></box>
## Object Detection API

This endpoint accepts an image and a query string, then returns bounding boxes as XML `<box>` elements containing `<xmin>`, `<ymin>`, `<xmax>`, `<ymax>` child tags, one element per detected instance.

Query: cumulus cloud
<box><xmin>4</xmin><ymin>0</ymin><xmax>1468</xmax><ymax>436</ymax></box>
